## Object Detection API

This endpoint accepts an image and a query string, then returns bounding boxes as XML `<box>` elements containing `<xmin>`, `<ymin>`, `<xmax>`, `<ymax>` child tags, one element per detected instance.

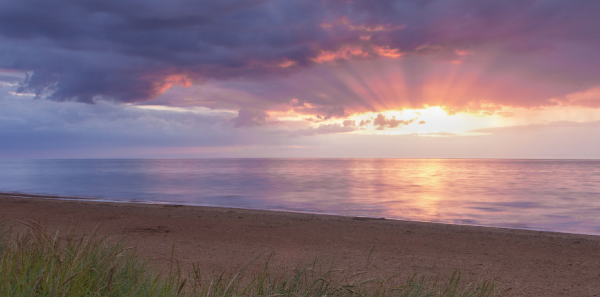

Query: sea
<box><xmin>1</xmin><ymin>159</ymin><xmax>599</xmax><ymax>235</ymax></box>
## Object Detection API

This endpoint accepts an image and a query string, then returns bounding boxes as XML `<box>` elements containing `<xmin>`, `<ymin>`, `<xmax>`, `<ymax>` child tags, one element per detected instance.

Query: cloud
<box><xmin>556</xmin><ymin>87</ymin><xmax>600</xmax><ymax>108</ymax></box>
<box><xmin>293</xmin><ymin>104</ymin><xmax>348</xmax><ymax>121</ymax></box>
<box><xmin>294</xmin><ymin>119</ymin><xmax>357</xmax><ymax>136</ymax></box>
<box><xmin>0</xmin><ymin>0</ymin><xmax>337</xmax><ymax>103</ymax></box>
<box><xmin>372</xmin><ymin>113</ymin><xmax>414</xmax><ymax>130</ymax></box>
<box><xmin>232</xmin><ymin>108</ymin><xmax>269</xmax><ymax>127</ymax></box>
<box><xmin>468</xmin><ymin>121</ymin><xmax>600</xmax><ymax>135</ymax></box>
<box><xmin>0</xmin><ymin>74</ymin><xmax>22</xmax><ymax>84</ymax></box>
<box><xmin>0</xmin><ymin>87</ymin><xmax>263</xmax><ymax>156</ymax></box>
<box><xmin>4</xmin><ymin>78</ymin><xmax>600</xmax><ymax>159</ymax></box>
<box><xmin>0</xmin><ymin>0</ymin><xmax>598</xmax><ymax>116</ymax></box>
<box><xmin>358</xmin><ymin>119</ymin><xmax>371</xmax><ymax>126</ymax></box>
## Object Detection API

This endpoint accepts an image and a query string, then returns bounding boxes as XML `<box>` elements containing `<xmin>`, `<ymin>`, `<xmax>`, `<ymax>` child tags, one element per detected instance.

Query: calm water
<box><xmin>1</xmin><ymin>159</ymin><xmax>599</xmax><ymax>235</ymax></box>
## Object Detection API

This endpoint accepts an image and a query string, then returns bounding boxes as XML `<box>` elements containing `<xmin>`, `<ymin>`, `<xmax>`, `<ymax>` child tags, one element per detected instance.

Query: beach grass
<box><xmin>0</xmin><ymin>221</ymin><xmax>508</xmax><ymax>296</ymax></box>
<box><xmin>0</xmin><ymin>220</ymin><xmax>179</xmax><ymax>296</ymax></box>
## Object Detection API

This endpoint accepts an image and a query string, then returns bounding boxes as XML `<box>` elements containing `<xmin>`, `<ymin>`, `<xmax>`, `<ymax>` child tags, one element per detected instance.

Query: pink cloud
<box><xmin>155</xmin><ymin>74</ymin><xmax>193</xmax><ymax>95</ymax></box>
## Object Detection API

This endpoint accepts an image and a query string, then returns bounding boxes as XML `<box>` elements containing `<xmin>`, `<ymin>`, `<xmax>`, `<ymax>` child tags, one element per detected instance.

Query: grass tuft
<box><xmin>0</xmin><ymin>220</ymin><xmax>179</xmax><ymax>296</ymax></box>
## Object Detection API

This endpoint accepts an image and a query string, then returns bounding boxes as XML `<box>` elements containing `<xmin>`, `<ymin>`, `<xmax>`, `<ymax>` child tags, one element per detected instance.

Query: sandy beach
<box><xmin>1</xmin><ymin>192</ymin><xmax>599</xmax><ymax>296</ymax></box>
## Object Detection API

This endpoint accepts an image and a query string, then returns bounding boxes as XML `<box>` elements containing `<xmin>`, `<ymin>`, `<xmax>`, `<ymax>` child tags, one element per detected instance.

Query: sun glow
<box><xmin>266</xmin><ymin>104</ymin><xmax>514</xmax><ymax>136</ymax></box>
<box><xmin>344</xmin><ymin>107</ymin><xmax>500</xmax><ymax>135</ymax></box>
<box><xmin>337</xmin><ymin>105</ymin><xmax>600</xmax><ymax>136</ymax></box>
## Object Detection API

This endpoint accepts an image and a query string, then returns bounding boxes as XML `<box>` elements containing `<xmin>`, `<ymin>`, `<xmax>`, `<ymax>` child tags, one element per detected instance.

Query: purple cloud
<box><xmin>0</xmin><ymin>0</ymin><xmax>598</xmax><ymax>115</ymax></box>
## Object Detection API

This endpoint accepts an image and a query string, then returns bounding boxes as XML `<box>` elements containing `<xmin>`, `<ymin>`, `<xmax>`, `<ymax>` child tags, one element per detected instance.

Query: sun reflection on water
<box><xmin>1</xmin><ymin>159</ymin><xmax>600</xmax><ymax>235</ymax></box>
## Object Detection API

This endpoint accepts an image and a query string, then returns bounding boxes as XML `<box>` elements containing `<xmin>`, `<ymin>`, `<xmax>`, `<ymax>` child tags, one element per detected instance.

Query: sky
<box><xmin>2</xmin><ymin>0</ymin><xmax>600</xmax><ymax>158</ymax></box>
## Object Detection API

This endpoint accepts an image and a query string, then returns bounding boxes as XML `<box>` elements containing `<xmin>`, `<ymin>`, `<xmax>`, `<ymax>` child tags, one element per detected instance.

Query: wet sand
<box><xmin>1</xmin><ymin>192</ymin><xmax>599</xmax><ymax>296</ymax></box>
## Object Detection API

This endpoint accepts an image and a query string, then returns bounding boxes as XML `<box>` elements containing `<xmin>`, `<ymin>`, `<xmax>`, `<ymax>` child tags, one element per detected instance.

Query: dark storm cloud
<box><xmin>1</xmin><ymin>0</ymin><xmax>600</xmax><ymax>108</ymax></box>
<box><xmin>0</xmin><ymin>0</ymin><xmax>342</xmax><ymax>103</ymax></box>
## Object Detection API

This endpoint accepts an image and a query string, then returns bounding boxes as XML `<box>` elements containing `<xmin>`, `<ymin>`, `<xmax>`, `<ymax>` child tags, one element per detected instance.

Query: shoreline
<box><xmin>3</xmin><ymin>191</ymin><xmax>593</xmax><ymax>237</ymax></box>
<box><xmin>1</xmin><ymin>192</ymin><xmax>599</xmax><ymax>296</ymax></box>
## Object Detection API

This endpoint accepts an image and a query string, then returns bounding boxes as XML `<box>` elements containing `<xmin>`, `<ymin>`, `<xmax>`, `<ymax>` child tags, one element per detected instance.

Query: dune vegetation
<box><xmin>0</xmin><ymin>221</ymin><xmax>507</xmax><ymax>297</ymax></box>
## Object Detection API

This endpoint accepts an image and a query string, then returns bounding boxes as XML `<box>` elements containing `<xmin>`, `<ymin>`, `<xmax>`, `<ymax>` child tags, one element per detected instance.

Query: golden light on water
<box><xmin>393</xmin><ymin>159</ymin><xmax>468</xmax><ymax>222</ymax></box>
